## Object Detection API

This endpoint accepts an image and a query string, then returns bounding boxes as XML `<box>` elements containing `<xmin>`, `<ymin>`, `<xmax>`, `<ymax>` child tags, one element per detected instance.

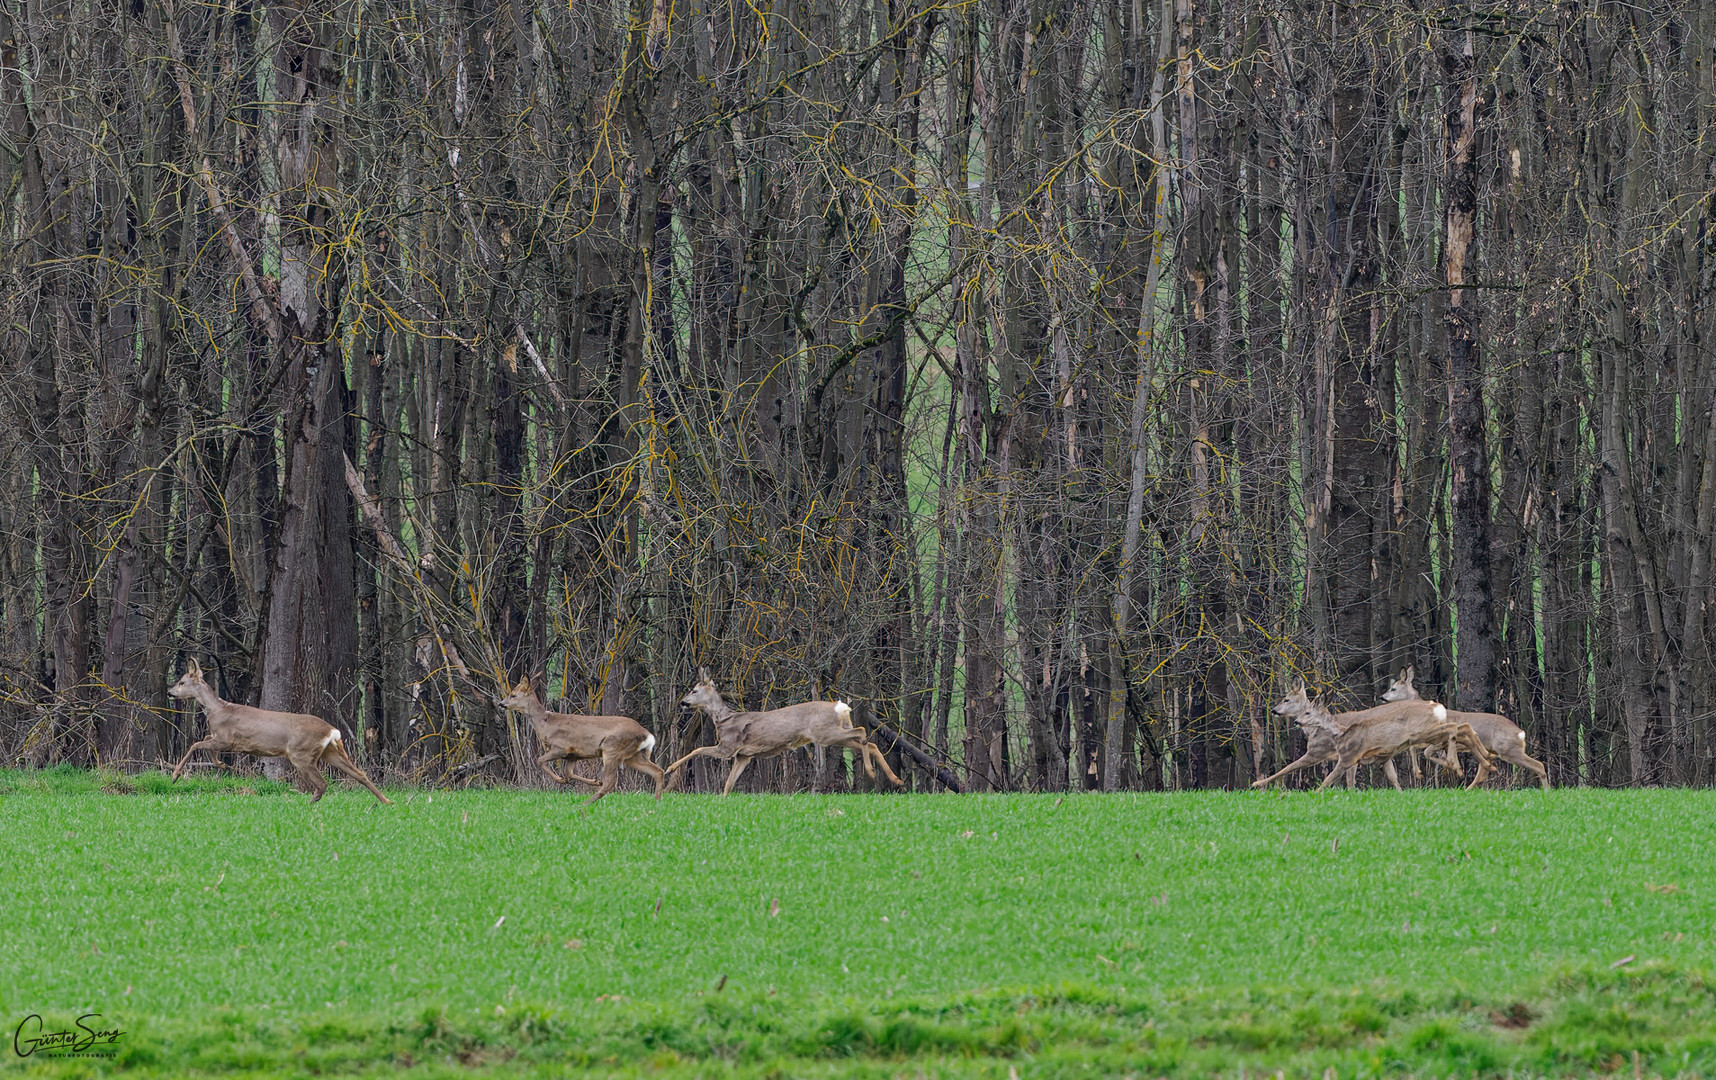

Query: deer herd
<box><xmin>163</xmin><ymin>659</ymin><xmax>1549</xmax><ymax>803</ymax></box>
<box><xmin>1253</xmin><ymin>667</ymin><xmax>1550</xmax><ymax>792</ymax></box>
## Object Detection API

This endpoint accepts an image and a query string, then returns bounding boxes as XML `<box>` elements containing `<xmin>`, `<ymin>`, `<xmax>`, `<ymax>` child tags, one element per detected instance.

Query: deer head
<box><xmin>681</xmin><ymin>668</ymin><xmax>725</xmax><ymax>714</ymax></box>
<box><xmin>168</xmin><ymin>659</ymin><xmax>208</xmax><ymax>700</ymax></box>
<box><xmin>497</xmin><ymin>675</ymin><xmax>541</xmax><ymax>713</ymax></box>
<box><xmin>1381</xmin><ymin>666</ymin><xmax>1417</xmax><ymax>702</ymax></box>
<box><xmin>1272</xmin><ymin>684</ymin><xmax>1312</xmax><ymax>719</ymax></box>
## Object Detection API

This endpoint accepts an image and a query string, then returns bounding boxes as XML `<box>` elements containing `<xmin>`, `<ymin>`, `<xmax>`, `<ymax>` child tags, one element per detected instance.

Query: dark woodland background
<box><xmin>2</xmin><ymin>0</ymin><xmax>1713</xmax><ymax>790</ymax></box>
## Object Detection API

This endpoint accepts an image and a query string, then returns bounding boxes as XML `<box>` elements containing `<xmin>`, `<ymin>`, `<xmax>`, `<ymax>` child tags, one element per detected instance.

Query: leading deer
<box><xmin>1382</xmin><ymin>667</ymin><xmax>1550</xmax><ymax>789</ymax></box>
<box><xmin>665</xmin><ymin>668</ymin><xmax>904</xmax><ymax>794</ymax></box>
<box><xmin>496</xmin><ymin>677</ymin><xmax>667</xmax><ymax>803</ymax></box>
<box><xmin>167</xmin><ymin>659</ymin><xmax>391</xmax><ymax>804</ymax></box>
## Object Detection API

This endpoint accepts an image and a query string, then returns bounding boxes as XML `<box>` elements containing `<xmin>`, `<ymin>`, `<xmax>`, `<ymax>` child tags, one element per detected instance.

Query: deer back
<box><xmin>532</xmin><ymin>710</ymin><xmax>652</xmax><ymax>758</ymax></box>
<box><xmin>1332</xmin><ymin>700</ymin><xmax>1451</xmax><ymax>758</ymax></box>
<box><xmin>1380</xmin><ymin>672</ymin><xmax>1524</xmax><ymax>750</ymax></box>
<box><xmin>721</xmin><ymin>701</ymin><xmax>852</xmax><ymax>755</ymax></box>
<box><xmin>207</xmin><ymin>702</ymin><xmax>339</xmax><ymax>758</ymax></box>
<box><xmin>1443</xmin><ymin>709</ymin><xmax>1524</xmax><ymax>752</ymax></box>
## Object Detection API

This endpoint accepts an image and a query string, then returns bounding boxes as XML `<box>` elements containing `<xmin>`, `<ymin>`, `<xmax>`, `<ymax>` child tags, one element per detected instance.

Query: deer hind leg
<box><xmin>321</xmin><ymin>741</ymin><xmax>393</xmax><ymax>804</ymax></box>
<box><xmin>625</xmin><ymin>753</ymin><xmax>667</xmax><ymax>800</ymax></box>
<box><xmin>170</xmin><ymin>739</ymin><xmax>222</xmax><ymax>782</ymax></box>
<box><xmin>1494</xmin><ymin>733</ymin><xmax>1549</xmax><ymax>790</ymax></box>
<box><xmin>1514</xmin><ymin>749</ymin><xmax>1550</xmax><ymax>790</ymax></box>
<box><xmin>721</xmin><ymin>754</ymin><xmax>756</xmax><ymax>796</ymax></box>
<box><xmin>863</xmin><ymin>741</ymin><xmax>903</xmax><ymax>787</ymax></box>
<box><xmin>834</xmin><ymin>735</ymin><xmax>877</xmax><ymax>780</ymax></box>
<box><xmin>1406</xmin><ymin>746</ymin><xmax>1423</xmax><ymax>780</ymax></box>
<box><xmin>1422</xmin><ymin>744</ymin><xmax>1458</xmax><ymax>779</ymax></box>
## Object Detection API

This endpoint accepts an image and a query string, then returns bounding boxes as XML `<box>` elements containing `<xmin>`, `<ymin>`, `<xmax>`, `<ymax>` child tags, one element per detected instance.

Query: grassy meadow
<box><xmin>2</xmin><ymin>769</ymin><xmax>1715</xmax><ymax>1077</ymax></box>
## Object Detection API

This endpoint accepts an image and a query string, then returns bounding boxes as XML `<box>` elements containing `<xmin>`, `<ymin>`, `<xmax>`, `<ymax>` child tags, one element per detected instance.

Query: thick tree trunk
<box><xmin>260</xmin><ymin>349</ymin><xmax>361</xmax><ymax>750</ymax></box>
<box><xmin>1444</xmin><ymin>28</ymin><xmax>1496</xmax><ymax>715</ymax></box>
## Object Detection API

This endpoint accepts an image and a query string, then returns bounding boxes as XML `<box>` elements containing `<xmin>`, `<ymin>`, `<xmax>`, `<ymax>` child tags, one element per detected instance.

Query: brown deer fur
<box><xmin>496</xmin><ymin>678</ymin><xmax>666</xmax><ymax>803</ymax></box>
<box><xmin>167</xmin><ymin>659</ymin><xmax>391</xmax><ymax>804</ymax></box>
<box><xmin>666</xmin><ymin>668</ymin><xmax>903</xmax><ymax>794</ymax></box>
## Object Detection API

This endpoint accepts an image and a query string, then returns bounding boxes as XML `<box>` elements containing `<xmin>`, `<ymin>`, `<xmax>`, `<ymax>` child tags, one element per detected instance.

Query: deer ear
<box><xmin>188</xmin><ymin>658</ymin><xmax>203</xmax><ymax>677</ymax></box>
<box><xmin>1402</xmin><ymin>665</ymin><xmax>1415</xmax><ymax>683</ymax></box>
<box><xmin>698</xmin><ymin>666</ymin><xmax>712</xmax><ymax>684</ymax></box>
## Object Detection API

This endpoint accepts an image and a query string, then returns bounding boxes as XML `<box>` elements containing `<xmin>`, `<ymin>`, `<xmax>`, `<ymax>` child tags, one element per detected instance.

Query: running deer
<box><xmin>1253</xmin><ymin>691</ymin><xmax>1415</xmax><ymax>789</ymax></box>
<box><xmin>167</xmin><ymin>659</ymin><xmax>391</xmax><ymax>803</ymax></box>
<box><xmin>665</xmin><ymin>668</ymin><xmax>904</xmax><ymax>794</ymax></box>
<box><xmin>1257</xmin><ymin>686</ymin><xmax>1494</xmax><ymax>791</ymax></box>
<box><xmin>496</xmin><ymin>677</ymin><xmax>666</xmax><ymax>803</ymax></box>
<box><xmin>1273</xmin><ymin>685</ymin><xmax>1496</xmax><ymax>791</ymax></box>
<box><xmin>1382</xmin><ymin>667</ymin><xmax>1550</xmax><ymax>789</ymax></box>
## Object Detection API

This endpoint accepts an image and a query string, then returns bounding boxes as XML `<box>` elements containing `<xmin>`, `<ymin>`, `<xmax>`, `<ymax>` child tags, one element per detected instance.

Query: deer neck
<box><xmin>700</xmin><ymin>694</ymin><xmax>736</xmax><ymax>727</ymax></box>
<box><xmin>189</xmin><ymin>682</ymin><xmax>232</xmax><ymax>722</ymax></box>
<box><xmin>515</xmin><ymin>693</ymin><xmax>554</xmax><ymax>736</ymax></box>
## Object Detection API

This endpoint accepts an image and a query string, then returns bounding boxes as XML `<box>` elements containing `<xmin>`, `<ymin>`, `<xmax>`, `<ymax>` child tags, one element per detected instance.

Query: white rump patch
<box><xmin>640</xmin><ymin>733</ymin><xmax>656</xmax><ymax>754</ymax></box>
<box><xmin>1517</xmin><ymin>730</ymin><xmax>1527</xmax><ymax>743</ymax></box>
<box><xmin>1431</xmin><ymin>704</ymin><xmax>1447</xmax><ymax>721</ymax></box>
<box><xmin>322</xmin><ymin>729</ymin><xmax>341</xmax><ymax>749</ymax></box>
<box><xmin>835</xmin><ymin>701</ymin><xmax>852</xmax><ymax>725</ymax></box>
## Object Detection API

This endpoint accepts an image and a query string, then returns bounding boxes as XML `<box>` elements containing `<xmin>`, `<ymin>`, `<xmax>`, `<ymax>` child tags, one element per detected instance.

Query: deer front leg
<box><xmin>1382</xmin><ymin>757</ymin><xmax>1403</xmax><ymax>791</ymax></box>
<box><xmin>665</xmin><ymin>744</ymin><xmax>730</xmax><ymax>776</ymax></box>
<box><xmin>1459</xmin><ymin>728</ymin><xmax>1495</xmax><ymax>788</ymax></box>
<box><xmin>170</xmin><ymin>739</ymin><xmax>221</xmax><ymax>782</ymax></box>
<box><xmin>1406</xmin><ymin>747</ymin><xmax>1423</xmax><ymax>780</ymax></box>
<box><xmin>536</xmin><ymin>752</ymin><xmax>573</xmax><ymax>784</ymax></box>
<box><xmin>721</xmin><ymin>754</ymin><xmax>756</xmax><ymax>795</ymax></box>
<box><xmin>1317</xmin><ymin>753</ymin><xmax>1362</xmax><ymax>791</ymax></box>
<box><xmin>1251</xmin><ymin>751</ymin><xmax>1325</xmax><ymax>789</ymax></box>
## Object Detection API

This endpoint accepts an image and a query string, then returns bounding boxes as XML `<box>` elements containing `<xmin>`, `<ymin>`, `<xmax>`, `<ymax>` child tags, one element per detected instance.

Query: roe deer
<box><xmin>665</xmin><ymin>668</ymin><xmax>904</xmax><ymax>794</ymax></box>
<box><xmin>167</xmin><ymin>659</ymin><xmax>391</xmax><ymax>803</ymax></box>
<box><xmin>1275</xmin><ymin>687</ymin><xmax>1496</xmax><ymax>791</ymax></box>
<box><xmin>1258</xmin><ymin>687</ymin><xmax>1490</xmax><ymax>791</ymax></box>
<box><xmin>496</xmin><ymin>678</ymin><xmax>666</xmax><ymax>803</ymax></box>
<box><xmin>1382</xmin><ymin>667</ymin><xmax>1549</xmax><ymax>789</ymax></box>
<box><xmin>1253</xmin><ymin>689</ymin><xmax>1417</xmax><ymax>789</ymax></box>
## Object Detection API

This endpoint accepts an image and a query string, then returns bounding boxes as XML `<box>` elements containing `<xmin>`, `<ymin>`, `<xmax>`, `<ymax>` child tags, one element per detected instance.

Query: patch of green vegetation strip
<box><xmin>2</xmin><ymin>781</ymin><xmax>1713</xmax><ymax>1076</ymax></box>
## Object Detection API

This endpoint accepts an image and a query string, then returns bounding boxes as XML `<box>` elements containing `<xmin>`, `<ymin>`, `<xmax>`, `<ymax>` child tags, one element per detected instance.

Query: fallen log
<box><xmin>868</xmin><ymin>723</ymin><xmax>965</xmax><ymax>793</ymax></box>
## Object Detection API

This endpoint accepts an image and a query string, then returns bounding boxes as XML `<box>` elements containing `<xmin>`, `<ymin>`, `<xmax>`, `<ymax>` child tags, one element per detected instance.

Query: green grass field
<box><xmin>3</xmin><ymin>769</ymin><xmax>1715</xmax><ymax>1077</ymax></box>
